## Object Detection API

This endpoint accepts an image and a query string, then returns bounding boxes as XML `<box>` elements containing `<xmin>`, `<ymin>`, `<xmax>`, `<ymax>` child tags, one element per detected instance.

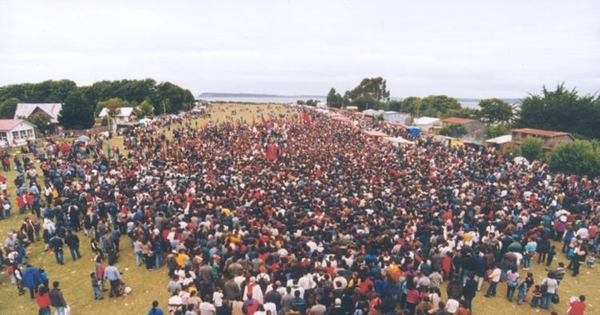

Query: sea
<box><xmin>200</xmin><ymin>96</ymin><xmax>515</xmax><ymax>110</ymax></box>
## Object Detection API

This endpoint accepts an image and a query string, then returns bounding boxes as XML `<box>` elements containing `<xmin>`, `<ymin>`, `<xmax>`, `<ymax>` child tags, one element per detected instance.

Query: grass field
<box><xmin>0</xmin><ymin>103</ymin><xmax>597</xmax><ymax>315</ymax></box>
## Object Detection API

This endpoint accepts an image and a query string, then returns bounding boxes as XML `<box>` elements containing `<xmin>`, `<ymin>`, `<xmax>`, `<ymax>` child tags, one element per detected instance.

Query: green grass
<box><xmin>0</xmin><ymin>103</ymin><xmax>597</xmax><ymax>314</ymax></box>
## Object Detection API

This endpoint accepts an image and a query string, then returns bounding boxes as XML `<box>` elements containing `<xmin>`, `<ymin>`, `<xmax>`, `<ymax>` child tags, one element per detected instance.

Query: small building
<box><xmin>14</xmin><ymin>103</ymin><xmax>62</xmax><ymax>123</ymax></box>
<box><xmin>485</xmin><ymin>134</ymin><xmax>513</xmax><ymax>151</ymax></box>
<box><xmin>0</xmin><ymin>119</ymin><xmax>36</xmax><ymax>147</ymax></box>
<box><xmin>442</xmin><ymin>117</ymin><xmax>486</xmax><ymax>144</ymax></box>
<box><xmin>511</xmin><ymin>128</ymin><xmax>574</xmax><ymax>151</ymax></box>
<box><xmin>98</xmin><ymin>107</ymin><xmax>136</xmax><ymax>124</ymax></box>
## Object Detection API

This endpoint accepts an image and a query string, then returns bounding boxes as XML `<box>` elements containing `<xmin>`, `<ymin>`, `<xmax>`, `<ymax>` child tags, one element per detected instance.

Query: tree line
<box><xmin>0</xmin><ymin>79</ymin><xmax>195</xmax><ymax>129</ymax></box>
<box><xmin>328</xmin><ymin>79</ymin><xmax>599</xmax><ymax>139</ymax></box>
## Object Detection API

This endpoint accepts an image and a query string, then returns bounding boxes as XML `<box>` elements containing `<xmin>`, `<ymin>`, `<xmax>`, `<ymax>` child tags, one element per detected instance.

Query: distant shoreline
<box><xmin>198</xmin><ymin>92</ymin><xmax>519</xmax><ymax>104</ymax></box>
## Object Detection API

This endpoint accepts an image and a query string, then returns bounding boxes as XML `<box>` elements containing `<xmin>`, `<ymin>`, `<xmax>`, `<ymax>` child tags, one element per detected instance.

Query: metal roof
<box><xmin>14</xmin><ymin>103</ymin><xmax>62</xmax><ymax>123</ymax></box>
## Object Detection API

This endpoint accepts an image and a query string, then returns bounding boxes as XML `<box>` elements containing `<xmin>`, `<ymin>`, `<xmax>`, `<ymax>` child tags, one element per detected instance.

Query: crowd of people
<box><xmin>0</xmin><ymin>104</ymin><xmax>596</xmax><ymax>315</ymax></box>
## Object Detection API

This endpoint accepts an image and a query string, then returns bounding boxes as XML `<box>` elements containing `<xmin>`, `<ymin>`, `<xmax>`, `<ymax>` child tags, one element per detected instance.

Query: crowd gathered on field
<box><xmin>0</xmin><ymin>104</ymin><xmax>596</xmax><ymax>315</ymax></box>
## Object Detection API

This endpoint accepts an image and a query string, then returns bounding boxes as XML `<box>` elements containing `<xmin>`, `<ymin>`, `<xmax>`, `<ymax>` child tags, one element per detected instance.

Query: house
<box><xmin>98</xmin><ymin>107</ymin><xmax>136</xmax><ymax>125</ymax></box>
<box><xmin>442</xmin><ymin>117</ymin><xmax>486</xmax><ymax>143</ymax></box>
<box><xmin>14</xmin><ymin>103</ymin><xmax>62</xmax><ymax>123</ymax></box>
<box><xmin>0</xmin><ymin>119</ymin><xmax>36</xmax><ymax>147</ymax></box>
<box><xmin>511</xmin><ymin>128</ymin><xmax>574</xmax><ymax>151</ymax></box>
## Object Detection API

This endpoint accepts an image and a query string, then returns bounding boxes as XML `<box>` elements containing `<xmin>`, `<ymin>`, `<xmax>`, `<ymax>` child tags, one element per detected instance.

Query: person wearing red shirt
<box><xmin>569</xmin><ymin>295</ymin><xmax>587</xmax><ymax>315</ymax></box>
<box><xmin>35</xmin><ymin>285</ymin><xmax>51</xmax><ymax>315</ymax></box>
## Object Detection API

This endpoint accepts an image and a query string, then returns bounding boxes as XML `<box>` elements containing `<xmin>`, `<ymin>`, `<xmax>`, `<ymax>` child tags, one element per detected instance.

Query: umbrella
<box><xmin>77</xmin><ymin>135</ymin><xmax>90</xmax><ymax>143</ymax></box>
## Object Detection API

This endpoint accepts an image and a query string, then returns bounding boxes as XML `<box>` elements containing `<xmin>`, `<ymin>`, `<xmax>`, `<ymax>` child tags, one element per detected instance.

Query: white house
<box><xmin>0</xmin><ymin>119</ymin><xmax>36</xmax><ymax>147</ymax></box>
<box><xmin>14</xmin><ymin>103</ymin><xmax>62</xmax><ymax>123</ymax></box>
<box><xmin>98</xmin><ymin>107</ymin><xmax>136</xmax><ymax>124</ymax></box>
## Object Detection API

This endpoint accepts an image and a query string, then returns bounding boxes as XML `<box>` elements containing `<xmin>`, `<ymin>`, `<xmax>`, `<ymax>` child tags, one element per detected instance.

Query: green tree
<box><xmin>386</xmin><ymin>100</ymin><xmax>402</xmax><ymax>112</ymax></box>
<box><xmin>58</xmin><ymin>89</ymin><xmax>94</xmax><ymax>129</ymax></box>
<box><xmin>400</xmin><ymin>97</ymin><xmax>422</xmax><ymax>115</ymax></box>
<box><xmin>326</xmin><ymin>88</ymin><xmax>344</xmax><ymax>108</ymax></box>
<box><xmin>28</xmin><ymin>112</ymin><xmax>52</xmax><ymax>133</ymax></box>
<box><xmin>439</xmin><ymin>124</ymin><xmax>468</xmax><ymax>138</ymax></box>
<box><xmin>549</xmin><ymin>140</ymin><xmax>600</xmax><ymax>176</ymax></box>
<box><xmin>419</xmin><ymin>95</ymin><xmax>462</xmax><ymax>117</ymax></box>
<box><xmin>296</xmin><ymin>100</ymin><xmax>305</xmax><ymax>105</ymax></box>
<box><xmin>485</xmin><ymin>125</ymin><xmax>512</xmax><ymax>139</ymax></box>
<box><xmin>0</xmin><ymin>97</ymin><xmax>20</xmax><ymax>118</ymax></box>
<box><xmin>346</xmin><ymin>77</ymin><xmax>390</xmax><ymax>102</ymax></box>
<box><xmin>517</xmin><ymin>137</ymin><xmax>544</xmax><ymax>161</ymax></box>
<box><xmin>135</xmin><ymin>99</ymin><xmax>155</xmax><ymax>118</ymax></box>
<box><xmin>446</xmin><ymin>107</ymin><xmax>480</xmax><ymax>119</ymax></box>
<box><xmin>305</xmin><ymin>99</ymin><xmax>318</xmax><ymax>107</ymax></box>
<box><xmin>478</xmin><ymin>98</ymin><xmax>514</xmax><ymax>125</ymax></box>
<box><xmin>353</xmin><ymin>95</ymin><xmax>381</xmax><ymax>112</ymax></box>
<box><xmin>517</xmin><ymin>84</ymin><xmax>600</xmax><ymax>139</ymax></box>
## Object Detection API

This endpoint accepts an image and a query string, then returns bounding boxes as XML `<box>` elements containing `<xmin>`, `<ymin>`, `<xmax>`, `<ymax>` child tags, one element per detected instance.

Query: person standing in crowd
<box><xmin>49</xmin><ymin>281</ymin><xmax>68</xmax><ymax>315</ymax></box>
<box><xmin>49</xmin><ymin>233</ymin><xmax>64</xmax><ymax>265</ymax></box>
<box><xmin>35</xmin><ymin>285</ymin><xmax>51</xmax><ymax>315</ymax></box>
<box><xmin>484</xmin><ymin>264</ymin><xmax>501</xmax><ymax>298</ymax></box>
<box><xmin>103</xmin><ymin>262</ymin><xmax>122</xmax><ymax>298</ymax></box>
<box><xmin>64</xmin><ymin>230</ymin><xmax>81</xmax><ymax>261</ymax></box>
<box><xmin>22</xmin><ymin>263</ymin><xmax>43</xmax><ymax>299</ymax></box>
<box><xmin>148</xmin><ymin>300</ymin><xmax>165</xmax><ymax>315</ymax></box>
<box><xmin>569</xmin><ymin>295</ymin><xmax>587</xmax><ymax>315</ymax></box>
<box><xmin>540</xmin><ymin>273</ymin><xmax>559</xmax><ymax>310</ymax></box>
<box><xmin>462</xmin><ymin>273</ymin><xmax>477</xmax><ymax>313</ymax></box>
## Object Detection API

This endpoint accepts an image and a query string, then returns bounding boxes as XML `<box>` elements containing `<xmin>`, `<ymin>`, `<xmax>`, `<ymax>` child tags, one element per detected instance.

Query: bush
<box><xmin>439</xmin><ymin>124</ymin><xmax>468</xmax><ymax>138</ymax></box>
<box><xmin>549</xmin><ymin>140</ymin><xmax>600</xmax><ymax>176</ymax></box>
<box><xmin>101</xmin><ymin>116</ymin><xmax>109</xmax><ymax>126</ymax></box>
<box><xmin>517</xmin><ymin>137</ymin><xmax>544</xmax><ymax>162</ymax></box>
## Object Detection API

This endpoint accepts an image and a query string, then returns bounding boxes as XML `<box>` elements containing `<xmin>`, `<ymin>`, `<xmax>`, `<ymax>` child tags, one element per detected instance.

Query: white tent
<box><xmin>384</xmin><ymin>136</ymin><xmax>415</xmax><ymax>146</ymax></box>
<box><xmin>413</xmin><ymin>116</ymin><xmax>441</xmax><ymax>131</ymax></box>
<box><xmin>486</xmin><ymin>134</ymin><xmax>512</xmax><ymax>145</ymax></box>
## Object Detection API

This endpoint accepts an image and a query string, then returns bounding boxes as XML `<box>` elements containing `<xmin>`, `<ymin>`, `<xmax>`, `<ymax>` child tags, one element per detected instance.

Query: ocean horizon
<box><xmin>199</xmin><ymin>95</ymin><xmax>520</xmax><ymax>110</ymax></box>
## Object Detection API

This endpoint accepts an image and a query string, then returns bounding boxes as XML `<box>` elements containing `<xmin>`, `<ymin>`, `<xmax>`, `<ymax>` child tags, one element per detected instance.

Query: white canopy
<box><xmin>384</xmin><ymin>136</ymin><xmax>415</xmax><ymax>145</ymax></box>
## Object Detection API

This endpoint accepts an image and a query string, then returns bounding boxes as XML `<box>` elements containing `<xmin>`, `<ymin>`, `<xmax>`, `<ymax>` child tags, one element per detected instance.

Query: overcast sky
<box><xmin>1</xmin><ymin>0</ymin><xmax>599</xmax><ymax>98</ymax></box>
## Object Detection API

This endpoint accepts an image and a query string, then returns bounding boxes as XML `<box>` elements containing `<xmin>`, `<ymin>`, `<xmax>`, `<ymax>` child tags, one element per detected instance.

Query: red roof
<box><xmin>442</xmin><ymin>117</ymin><xmax>475</xmax><ymax>124</ymax></box>
<box><xmin>512</xmin><ymin>128</ymin><xmax>571</xmax><ymax>137</ymax></box>
<box><xmin>0</xmin><ymin>119</ymin><xmax>25</xmax><ymax>131</ymax></box>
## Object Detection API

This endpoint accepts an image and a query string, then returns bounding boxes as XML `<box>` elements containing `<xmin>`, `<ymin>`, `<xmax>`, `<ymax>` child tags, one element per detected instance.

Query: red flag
<box><xmin>302</xmin><ymin>111</ymin><xmax>311</xmax><ymax>125</ymax></box>
<box><xmin>261</xmin><ymin>114</ymin><xmax>267</xmax><ymax>125</ymax></box>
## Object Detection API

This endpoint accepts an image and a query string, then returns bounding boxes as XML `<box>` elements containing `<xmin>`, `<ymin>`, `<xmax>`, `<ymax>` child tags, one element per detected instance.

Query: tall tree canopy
<box><xmin>0</xmin><ymin>79</ymin><xmax>77</xmax><ymax>103</ymax></box>
<box><xmin>478</xmin><ymin>98</ymin><xmax>515</xmax><ymax>125</ymax></box>
<box><xmin>326</xmin><ymin>88</ymin><xmax>344</xmax><ymax>108</ymax></box>
<box><xmin>517</xmin><ymin>84</ymin><xmax>600</xmax><ymax>139</ymax></box>
<box><xmin>346</xmin><ymin>77</ymin><xmax>390</xmax><ymax>102</ymax></box>
<box><xmin>0</xmin><ymin>78</ymin><xmax>195</xmax><ymax>117</ymax></box>
<box><xmin>0</xmin><ymin>97</ymin><xmax>20</xmax><ymax>118</ymax></box>
<box><xmin>58</xmin><ymin>89</ymin><xmax>95</xmax><ymax>129</ymax></box>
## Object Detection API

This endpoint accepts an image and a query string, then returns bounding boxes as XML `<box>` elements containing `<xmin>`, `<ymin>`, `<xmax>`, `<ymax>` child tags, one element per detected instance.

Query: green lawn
<box><xmin>0</xmin><ymin>103</ymin><xmax>597</xmax><ymax>315</ymax></box>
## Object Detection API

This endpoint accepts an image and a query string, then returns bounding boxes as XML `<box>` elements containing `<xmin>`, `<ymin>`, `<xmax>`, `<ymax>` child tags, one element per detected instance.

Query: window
<box><xmin>0</xmin><ymin>132</ymin><xmax>6</xmax><ymax>141</ymax></box>
<box><xmin>26</xmin><ymin>129</ymin><xmax>33</xmax><ymax>138</ymax></box>
<box><xmin>12</xmin><ymin>131</ymin><xmax>20</xmax><ymax>140</ymax></box>
<box><xmin>20</xmin><ymin>130</ymin><xmax>27</xmax><ymax>138</ymax></box>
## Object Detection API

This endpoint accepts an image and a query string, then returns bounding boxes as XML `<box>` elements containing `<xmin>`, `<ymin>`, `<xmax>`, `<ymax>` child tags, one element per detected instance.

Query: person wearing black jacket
<box><xmin>463</xmin><ymin>273</ymin><xmax>478</xmax><ymax>313</ymax></box>
<box><xmin>64</xmin><ymin>230</ymin><xmax>81</xmax><ymax>261</ymax></box>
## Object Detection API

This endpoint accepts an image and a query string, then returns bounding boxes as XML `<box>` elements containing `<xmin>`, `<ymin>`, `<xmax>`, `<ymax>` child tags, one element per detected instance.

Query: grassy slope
<box><xmin>0</xmin><ymin>104</ymin><xmax>597</xmax><ymax>314</ymax></box>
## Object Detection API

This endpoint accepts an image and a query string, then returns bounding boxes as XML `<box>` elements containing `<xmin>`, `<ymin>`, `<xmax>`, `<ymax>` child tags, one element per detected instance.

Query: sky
<box><xmin>1</xmin><ymin>0</ymin><xmax>599</xmax><ymax>98</ymax></box>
